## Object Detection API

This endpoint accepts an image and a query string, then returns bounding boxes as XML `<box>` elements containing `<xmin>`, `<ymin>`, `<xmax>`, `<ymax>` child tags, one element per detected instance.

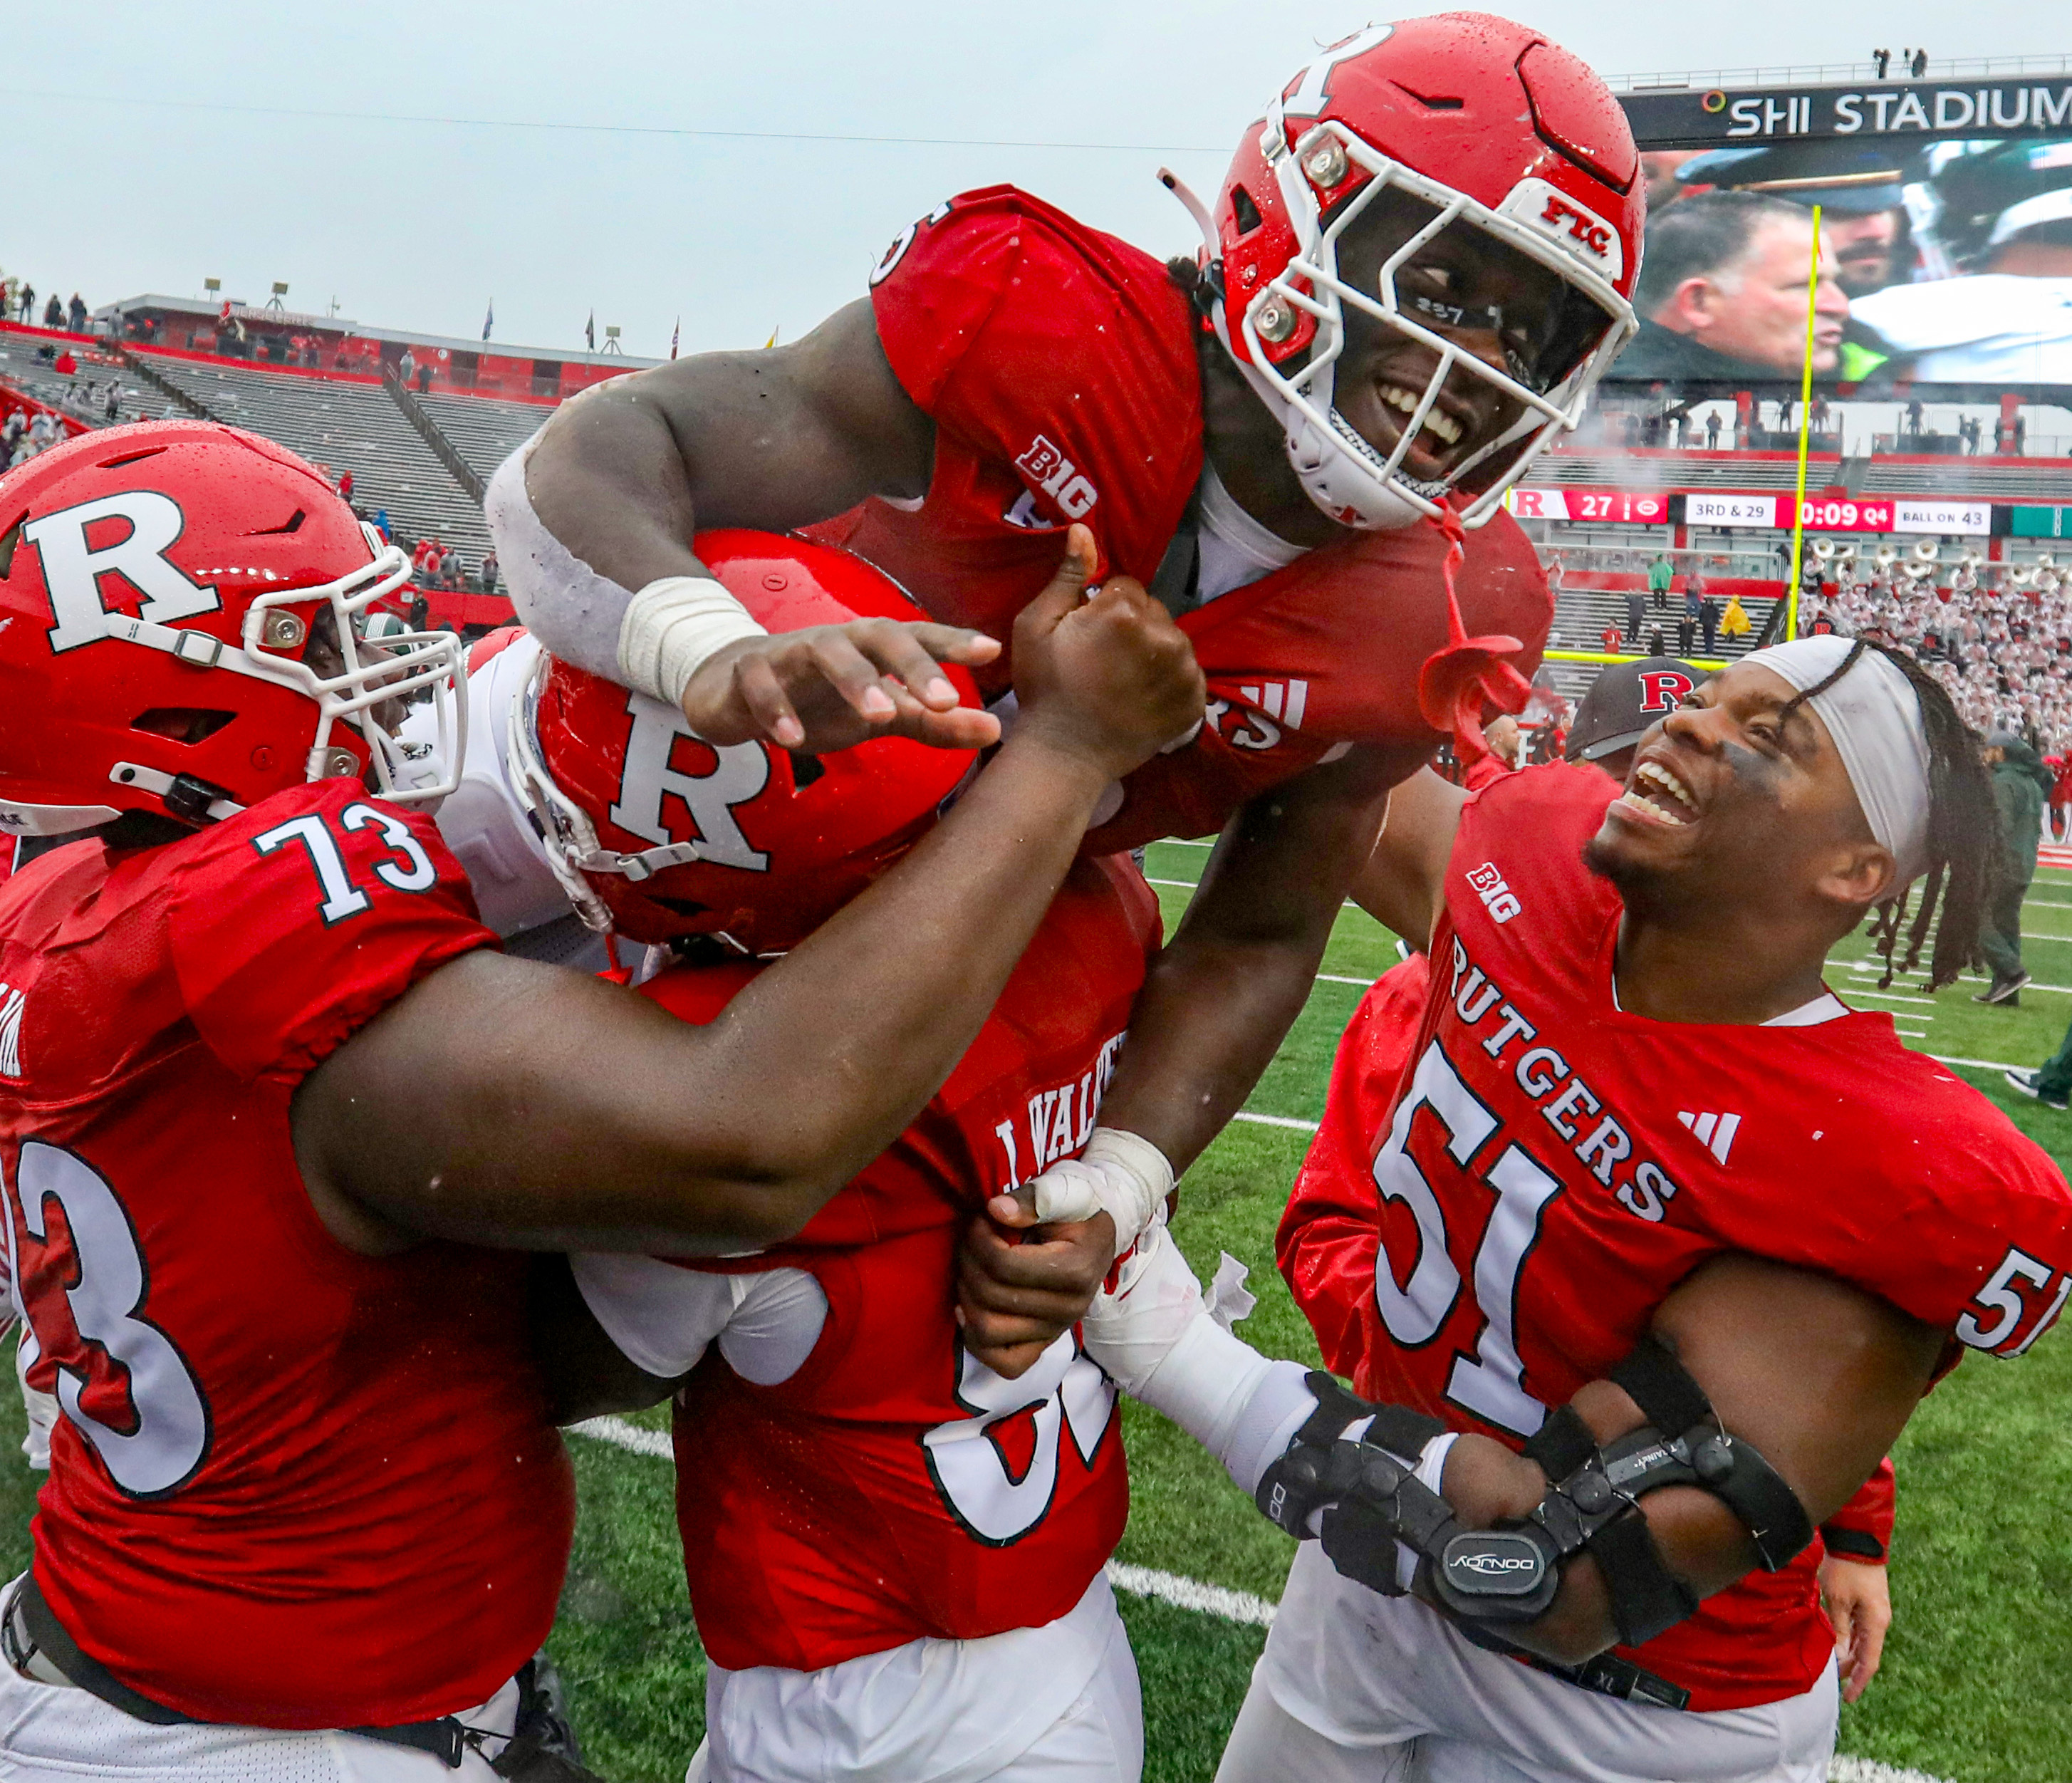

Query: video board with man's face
<box><xmin>1608</xmin><ymin>80</ymin><xmax>2072</xmax><ymax>392</ymax></box>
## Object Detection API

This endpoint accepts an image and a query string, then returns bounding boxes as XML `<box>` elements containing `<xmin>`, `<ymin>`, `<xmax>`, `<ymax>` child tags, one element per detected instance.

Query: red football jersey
<box><xmin>806</xmin><ymin>186</ymin><xmax>1552</xmax><ymax>852</ymax></box>
<box><xmin>640</xmin><ymin>856</ymin><xmax>1158</xmax><ymax>1673</ymax></box>
<box><xmin>0</xmin><ymin>779</ymin><xmax>573</xmax><ymax>1727</ymax></box>
<box><xmin>1279</xmin><ymin>761</ymin><xmax>2072</xmax><ymax>1712</ymax></box>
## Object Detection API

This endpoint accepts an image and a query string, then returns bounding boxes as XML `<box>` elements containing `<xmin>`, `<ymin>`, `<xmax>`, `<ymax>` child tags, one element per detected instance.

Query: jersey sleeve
<box><xmin>1821</xmin><ymin>1457</ymin><xmax>1895</xmax><ymax>1564</ymax></box>
<box><xmin>1278</xmin><ymin>965</ymin><xmax>1430</xmax><ymax>1385</ymax></box>
<box><xmin>868</xmin><ymin>187</ymin><xmax>1199</xmax><ymax>556</ymax></box>
<box><xmin>1703</xmin><ymin>1060</ymin><xmax>2072</xmax><ymax>1362</ymax></box>
<box><xmin>168</xmin><ymin>783</ymin><xmax>497</xmax><ymax>1084</ymax></box>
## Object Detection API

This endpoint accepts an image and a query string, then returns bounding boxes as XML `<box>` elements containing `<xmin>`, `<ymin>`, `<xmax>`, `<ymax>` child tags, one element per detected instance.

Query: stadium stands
<box><xmin>131</xmin><ymin>351</ymin><xmax>496</xmax><ymax>565</ymax></box>
<box><xmin>0</xmin><ymin>327</ymin><xmax>157</xmax><ymax>428</ymax></box>
<box><xmin>416</xmin><ymin>390</ymin><xmax>548</xmax><ymax>487</ymax></box>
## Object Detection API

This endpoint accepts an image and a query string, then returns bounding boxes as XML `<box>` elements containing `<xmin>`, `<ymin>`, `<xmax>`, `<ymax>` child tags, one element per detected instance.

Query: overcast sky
<box><xmin>4</xmin><ymin>2</ymin><xmax>2063</xmax><ymax>360</ymax></box>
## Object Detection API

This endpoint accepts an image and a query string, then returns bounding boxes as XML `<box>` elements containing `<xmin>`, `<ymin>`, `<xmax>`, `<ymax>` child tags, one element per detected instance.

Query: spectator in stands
<box><xmin>14</xmin><ymin>283</ymin><xmax>32</xmax><ymax>323</ymax></box>
<box><xmin>1977</xmin><ymin>729</ymin><xmax>2051</xmax><ymax>1004</ymax></box>
<box><xmin>1678</xmin><ymin>581</ymin><xmax>1701</xmax><ymax>655</ymax></box>
<box><xmin>479</xmin><ymin>547</ymin><xmax>499</xmax><ymax>594</ymax></box>
<box><xmin>1623</xmin><ymin>586</ymin><xmax>1644</xmax><ymax>647</ymax></box>
<box><xmin>52</xmin><ymin>349</ymin><xmax>76</xmax><ymax>378</ymax></box>
<box><xmin>398</xmin><ymin>348</ymin><xmax>418</xmax><ymax>388</ymax></box>
<box><xmin>373</xmin><ymin>507</ymin><xmax>392</xmax><ymax>542</ymax></box>
<box><xmin>1615</xmin><ymin>193</ymin><xmax>1878</xmax><ymax>384</ymax></box>
<box><xmin>1599</xmin><ymin>620</ymin><xmax>1623</xmax><ymax>655</ymax></box>
<box><xmin>41</xmin><ymin>295</ymin><xmax>62</xmax><ymax>330</ymax></box>
<box><xmin>1704</xmin><ymin>410</ymin><xmax>1722</xmax><ymax>449</ymax></box>
<box><xmin>66</xmin><ymin>293</ymin><xmax>85</xmax><ymax>333</ymax></box>
<box><xmin>338</xmin><ymin>469</ymin><xmax>354</xmax><ymax>503</ymax></box>
<box><xmin>416</xmin><ymin>360</ymin><xmax>433</xmax><ymax>393</ymax></box>
<box><xmin>1647</xmin><ymin>551</ymin><xmax>1673</xmax><ymax>611</ymax></box>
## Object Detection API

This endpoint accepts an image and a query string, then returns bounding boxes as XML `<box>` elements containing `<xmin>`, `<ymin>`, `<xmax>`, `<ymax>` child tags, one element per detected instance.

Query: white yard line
<box><xmin>1234</xmin><ymin>1111</ymin><xmax>1321</xmax><ymax>1132</ymax></box>
<box><xmin>1104</xmin><ymin>1561</ymin><xmax>1279</xmax><ymax>1628</ymax></box>
<box><xmin>1848</xmin><ymin>962</ymin><xmax>2072</xmax><ymax>997</ymax></box>
<box><xmin>569</xmin><ymin>1415</ymin><xmax>672</xmax><ymax>1460</ymax></box>
<box><xmin>564</xmin><ymin>1423</ymin><xmax>1950</xmax><ymax>1782</ymax></box>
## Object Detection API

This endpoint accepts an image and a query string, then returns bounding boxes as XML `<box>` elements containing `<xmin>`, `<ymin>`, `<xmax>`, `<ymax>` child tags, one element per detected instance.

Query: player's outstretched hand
<box><xmin>680</xmin><ymin>618</ymin><xmax>1003</xmax><ymax>753</ymax></box>
<box><xmin>1819</xmin><ymin>1554</ymin><xmax>1892</xmax><ymax>1704</ymax></box>
<box><xmin>1009</xmin><ymin>525</ymin><xmax>1204</xmax><ymax>781</ymax></box>
<box><xmin>955</xmin><ymin>1189</ymin><xmax>1115</xmax><ymax>1381</ymax></box>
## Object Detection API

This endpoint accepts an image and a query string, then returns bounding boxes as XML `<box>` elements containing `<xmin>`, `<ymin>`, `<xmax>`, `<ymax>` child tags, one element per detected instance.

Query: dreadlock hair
<box><xmin>1773</xmin><ymin>639</ymin><xmax>1994</xmax><ymax>992</ymax></box>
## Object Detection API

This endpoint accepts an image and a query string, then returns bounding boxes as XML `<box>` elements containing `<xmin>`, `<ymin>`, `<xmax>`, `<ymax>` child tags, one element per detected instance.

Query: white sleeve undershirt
<box><xmin>1078</xmin><ymin>1224</ymin><xmax>1317</xmax><ymax>1495</ymax></box>
<box><xmin>569</xmin><ymin>1253</ymin><xmax>828</xmax><ymax>1386</ymax></box>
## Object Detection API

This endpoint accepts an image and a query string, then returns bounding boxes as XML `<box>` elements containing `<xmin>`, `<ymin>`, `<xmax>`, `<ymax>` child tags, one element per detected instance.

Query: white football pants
<box><xmin>1214</xmin><ymin>1544</ymin><xmax>1838</xmax><ymax>1783</ymax></box>
<box><xmin>685</xmin><ymin>1573</ymin><xmax>1142</xmax><ymax>1783</ymax></box>
<box><xmin>0</xmin><ymin>1659</ymin><xmax>519</xmax><ymax>1781</ymax></box>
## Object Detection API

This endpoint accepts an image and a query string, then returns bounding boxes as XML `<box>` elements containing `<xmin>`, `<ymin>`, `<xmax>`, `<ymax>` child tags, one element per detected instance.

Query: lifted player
<box><xmin>1222</xmin><ymin>638</ymin><xmax>2071</xmax><ymax>1781</ymax></box>
<box><xmin>493</xmin><ymin>13</ymin><xmax>1642</xmax><ymax>1267</ymax></box>
<box><xmin>0</xmin><ymin>424</ymin><xmax>1199</xmax><ymax>1778</ymax></box>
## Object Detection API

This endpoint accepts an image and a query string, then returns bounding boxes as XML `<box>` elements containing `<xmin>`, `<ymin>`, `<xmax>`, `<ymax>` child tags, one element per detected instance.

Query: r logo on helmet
<box><xmin>21</xmin><ymin>492</ymin><xmax>220</xmax><ymax>654</ymax></box>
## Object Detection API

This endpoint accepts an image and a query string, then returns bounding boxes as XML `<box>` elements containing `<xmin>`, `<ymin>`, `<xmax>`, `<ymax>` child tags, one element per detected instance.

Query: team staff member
<box><xmin>1232</xmin><ymin>638</ymin><xmax>2069</xmax><ymax>1781</ymax></box>
<box><xmin>493</xmin><ymin>15</ymin><xmax>1645</xmax><ymax>1268</ymax></box>
<box><xmin>0</xmin><ymin>425</ymin><xmax>1200</xmax><ymax>1779</ymax></box>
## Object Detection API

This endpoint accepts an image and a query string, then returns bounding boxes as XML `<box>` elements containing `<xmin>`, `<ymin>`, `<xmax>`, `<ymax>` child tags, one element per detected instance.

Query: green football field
<box><xmin>3</xmin><ymin>844</ymin><xmax>2068</xmax><ymax>1782</ymax></box>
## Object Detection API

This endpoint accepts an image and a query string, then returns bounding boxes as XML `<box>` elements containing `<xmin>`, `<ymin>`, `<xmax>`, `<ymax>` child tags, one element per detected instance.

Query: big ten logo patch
<box><xmin>1013</xmin><ymin>436</ymin><xmax>1098</xmax><ymax>521</ymax></box>
<box><xmin>991</xmin><ymin>1031</ymin><xmax>1128</xmax><ymax>1192</ymax></box>
<box><xmin>1464</xmin><ymin>861</ymin><xmax>1521</xmax><ymax>925</ymax></box>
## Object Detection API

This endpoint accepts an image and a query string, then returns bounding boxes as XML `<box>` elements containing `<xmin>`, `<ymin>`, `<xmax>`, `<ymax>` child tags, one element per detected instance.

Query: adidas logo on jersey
<box><xmin>0</xmin><ymin>983</ymin><xmax>24</xmax><ymax>1079</ymax></box>
<box><xmin>1464</xmin><ymin>862</ymin><xmax>1522</xmax><ymax>925</ymax></box>
<box><xmin>1677</xmin><ymin>1110</ymin><xmax>1742</xmax><ymax>1165</ymax></box>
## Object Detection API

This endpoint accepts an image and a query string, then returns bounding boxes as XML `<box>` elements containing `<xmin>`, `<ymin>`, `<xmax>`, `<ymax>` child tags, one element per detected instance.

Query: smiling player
<box><xmin>1237</xmin><ymin>638</ymin><xmax>2072</xmax><ymax>1782</ymax></box>
<box><xmin>491</xmin><ymin>13</ymin><xmax>1642</xmax><ymax>1267</ymax></box>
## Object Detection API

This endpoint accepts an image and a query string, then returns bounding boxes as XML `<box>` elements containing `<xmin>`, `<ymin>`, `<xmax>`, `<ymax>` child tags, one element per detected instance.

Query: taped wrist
<box><xmin>618</xmin><ymin>574</ymin><xmax>767</xmax><ymax>710</ymax></box>
<box><xmin>1030</xmin><ymin>1128</ymin><xmax>1174</xmax><ymax>1251</ymax></box>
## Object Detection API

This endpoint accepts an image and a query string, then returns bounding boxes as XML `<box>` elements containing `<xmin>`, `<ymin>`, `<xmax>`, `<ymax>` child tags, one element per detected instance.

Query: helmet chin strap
<box><xmin>1160</xmin><ymin>167</ymin><xmax>1426</xmax><ymax>535</ymax></box>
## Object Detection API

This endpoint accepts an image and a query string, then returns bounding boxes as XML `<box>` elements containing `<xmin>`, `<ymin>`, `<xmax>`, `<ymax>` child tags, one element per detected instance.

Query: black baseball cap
<box><xmin>1567</xmin><ymin>657</ymin><xmax>1702</xmax><ymax>763</ymax></box>
<box><xmin>1675</xmin><ymin>144</ymin><xmax>1908</xmax><ymax>216</ymax></box>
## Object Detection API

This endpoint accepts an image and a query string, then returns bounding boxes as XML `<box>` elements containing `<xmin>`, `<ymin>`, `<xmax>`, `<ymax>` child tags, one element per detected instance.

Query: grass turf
<box><xmin>1</xmin><ymin>846</ymin><xmax>2066</xmax><ymax>1780</ymax></box>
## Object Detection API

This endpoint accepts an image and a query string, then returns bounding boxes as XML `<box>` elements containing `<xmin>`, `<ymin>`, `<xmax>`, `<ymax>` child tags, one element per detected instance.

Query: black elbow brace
<box><xmin>1261</xmin><ymin>1341</ymin><xmax>1816</xmax><ymax>1653</ymax></box>
<box><xmin>1438</xmin><ymin>1336</ymin><xmax>1816</xmax><ymax>1648</ymax></box>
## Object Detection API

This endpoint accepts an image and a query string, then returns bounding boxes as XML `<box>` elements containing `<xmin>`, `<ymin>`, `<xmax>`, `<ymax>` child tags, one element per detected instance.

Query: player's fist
<box><xmin>1009</xmin><ymin>526</ymin><xmax>1204</xmax><ymax>782</ymax></box>
<box><xmin>955</xmin><ymin>1195</ymin><xmax>1116</xmax><ymax>1381</ymax></box>
<box><xmin>681</xmin><ymin>620</ymin><xmax>1003</xmax><ymax>754</ymax></box>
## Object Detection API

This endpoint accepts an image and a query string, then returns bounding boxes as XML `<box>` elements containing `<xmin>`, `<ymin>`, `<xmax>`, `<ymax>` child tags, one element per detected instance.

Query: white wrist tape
<box><xmin>1030</xmin><ymin>1126</ymin><xmax>1173</xmax><ymax>1251</ymax></box>
<box><xmin>617</xmin><ymin>574</ymin><xmax>768</xmax><ymax>711</ymax></box>
<box><xmin>1078</xmin><ymin>1222</ymin><xmax>1312</xmax><ymax>1495</ymax></box>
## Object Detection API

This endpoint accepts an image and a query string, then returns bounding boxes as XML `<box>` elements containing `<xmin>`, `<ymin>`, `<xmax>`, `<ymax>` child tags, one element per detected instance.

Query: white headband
<box><xmin>1742</xmin><ymin>637</ymin><xmax>1932</xmax><ymax>886</ymax></box>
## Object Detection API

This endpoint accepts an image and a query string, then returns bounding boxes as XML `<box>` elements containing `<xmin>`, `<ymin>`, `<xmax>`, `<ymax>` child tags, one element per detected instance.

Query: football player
<box><xmin>0</xmin><ymin>423</ymin><xmax>1199</xmax><ymax>1777</ymax></box>
<box><xmin>489</xmin><ymin>13</ymin><xmax>1642</xmax><ymax>1277</ymax></box>
<box><xmin>1220</xmin><ymin>637</ymin><xmax>2072</xmax><ymax>1780</ymax></box>
<box><xmin>496</xmin><ymin>574</ymin><xmax>1336</xmax><ymax>1783</ymax></box>
<box><xmin>1342</xmin><ymin>653</ymin><xmax>1902</xmax><ymax>1709</ymax></box>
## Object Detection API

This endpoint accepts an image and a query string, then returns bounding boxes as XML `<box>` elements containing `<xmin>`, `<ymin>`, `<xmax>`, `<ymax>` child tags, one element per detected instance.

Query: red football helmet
<box><xmin>1167</xmin><ymin>14</ymin><xmax>1641</xmax><ymax>531</ymax></box>
<box><xmin>0</xmin><ymin>420</ymin><xmax>463</xmax><ymax>840</ymax></box>
<box><xmin>508</xmin><ymin>530</ymin><xmax>979</xmax><ymax>952</ymax></box>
